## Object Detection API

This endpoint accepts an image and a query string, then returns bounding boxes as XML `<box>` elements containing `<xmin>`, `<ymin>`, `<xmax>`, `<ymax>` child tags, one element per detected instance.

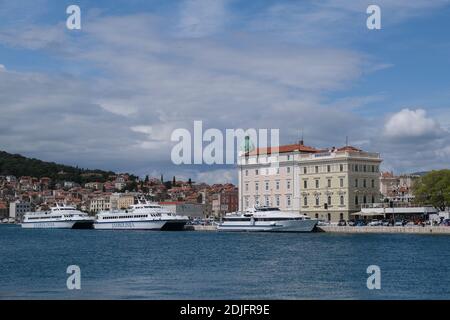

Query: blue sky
<box><xmin>0</xmin><ymin>0</ymin><xmax>449</xmax><ymax>183</ymax></box>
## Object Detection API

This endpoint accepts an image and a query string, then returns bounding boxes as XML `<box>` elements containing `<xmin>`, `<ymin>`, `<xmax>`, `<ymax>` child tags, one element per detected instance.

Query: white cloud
<box><xmin>195</xmin><ymin>168</ymin><xmax>236</xmax><ymax>184</ymax></box>
<box><xmin>177</xmin><ymin>0</ymin><xmax>229</xmax><ymax>38</ymax></box>
<box><xmin>383</xmin><ymin>108</ymin><xmax>444</xmax><ymax>140</ymax></box>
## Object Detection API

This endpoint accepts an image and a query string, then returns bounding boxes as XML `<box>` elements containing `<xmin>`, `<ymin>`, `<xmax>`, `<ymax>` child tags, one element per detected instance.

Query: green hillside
<box><xmin>0</xmin><ymin>150</ymin><xmax>116</xmax><ymax>184</ymax></box>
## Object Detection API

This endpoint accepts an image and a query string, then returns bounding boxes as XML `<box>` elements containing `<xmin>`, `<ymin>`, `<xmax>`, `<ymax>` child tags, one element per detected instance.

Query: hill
<box><xmin>0</xmin><ymin>150</ymin><xmax>117</xmax><ymax>184</ymax></box>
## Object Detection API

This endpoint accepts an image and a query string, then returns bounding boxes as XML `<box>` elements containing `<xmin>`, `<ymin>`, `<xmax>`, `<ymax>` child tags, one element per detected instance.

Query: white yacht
<box><xmin>94</xmin><ymin>201</ymin><xmax>189</xmax><ymax>231</ymax></box>
<box><xmin>217</xmin><ymin>206</ymin><xmax>318</xmax><ymax>232</ymax></box>
<box><xmin>21</xmin><ymin>205</ymin><xmax>94</xmax><ymax>229</ymax></box>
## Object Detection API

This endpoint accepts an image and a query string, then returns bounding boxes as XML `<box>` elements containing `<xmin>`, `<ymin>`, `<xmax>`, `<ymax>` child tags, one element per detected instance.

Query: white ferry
<box><xmin>94</xmin><ymin>202</ymin><xmax>189</xmax><ymax>231</ymax></box>
<box><xmin>217</xmin><ymin>206</ymin><xmax>318</xmax><ymax>232</ymax></box>
<box><xmin>21</xmin><ymin>205</ymin><xmax>94</xmax><ymax>229</ymax></box>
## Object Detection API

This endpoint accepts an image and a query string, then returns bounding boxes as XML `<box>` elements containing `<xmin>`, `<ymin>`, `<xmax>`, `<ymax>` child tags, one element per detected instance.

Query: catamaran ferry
<box><xmin>94</xmin><ymin>202</ymin><xmax>189</xmax><ymax>231</ymax></box>
<box><xmin>21</xmin><ymin>205</ymin><xmax>94</xmax><ymax>229</ymax></box>
<box><xmin>217</xmin><ymin>206</ymin><xmax>318</xmax><ymax>232</ymax></box>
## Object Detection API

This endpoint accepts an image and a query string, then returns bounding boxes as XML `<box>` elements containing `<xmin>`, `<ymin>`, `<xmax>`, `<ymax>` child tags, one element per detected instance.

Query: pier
<box><xmin>318</xmin><ymin>225</ymin><xmax>450</xmax><ymax>235</ymax></box>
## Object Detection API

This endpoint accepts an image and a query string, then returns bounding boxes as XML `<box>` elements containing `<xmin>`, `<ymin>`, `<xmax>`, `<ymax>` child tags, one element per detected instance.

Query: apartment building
<box><xmin>89</xmin><ymin>197</ymin><xmax>110</xmax><ymax>213</ymax></box>
<box><xmin>9</xmin><ymin>200</ymin><xmax>32</xmax><ymax>221</ymax></box>
<box><xmin>110</xmin><ymin>193</ymin><xmax>135</xmax><ymax>210</ymax></box>
<box><xmin>211</xmin><ymin>189</ymin><xmax>239</xmax><ymax>218</ymax></box>
<box><xmin>238</xmin><ymin>141</ymin><xmax>383</xmax><ymax>222</ymax></box>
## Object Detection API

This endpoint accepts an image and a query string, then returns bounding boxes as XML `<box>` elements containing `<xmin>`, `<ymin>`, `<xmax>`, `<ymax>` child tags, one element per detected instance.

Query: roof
<box><xmin>336</xmin><ymin>146</ymin><xmax>362</xmax><ymax>152</ymax></box>
<box><xmin>247</xmin><ymin>142</ymin><xmax>319</xmax><ymax>156</ymax></box>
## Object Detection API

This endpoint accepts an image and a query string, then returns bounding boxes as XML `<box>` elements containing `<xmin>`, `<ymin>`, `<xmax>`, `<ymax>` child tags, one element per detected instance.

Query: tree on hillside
<box><xmin>413</xmin><ymin>170</ymin><xmax>450</xmax><ymax>211</ymax></box>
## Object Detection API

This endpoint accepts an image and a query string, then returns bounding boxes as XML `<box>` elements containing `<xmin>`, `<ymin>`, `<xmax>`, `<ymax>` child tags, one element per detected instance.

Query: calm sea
<box><xmin>1</xmin><ymin>224</ymin><xmax>449</xmax><ymax>299</ymax></box>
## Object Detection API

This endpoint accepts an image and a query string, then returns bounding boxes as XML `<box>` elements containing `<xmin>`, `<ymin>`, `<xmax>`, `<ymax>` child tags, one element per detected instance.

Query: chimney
<box><xmin>299</xmin><ymin>139</ymin><xmax>304</xmax><ymax>145</ymax></box>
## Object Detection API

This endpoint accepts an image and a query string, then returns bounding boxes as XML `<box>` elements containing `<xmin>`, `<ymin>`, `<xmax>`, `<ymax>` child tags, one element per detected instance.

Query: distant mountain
<box><xmin>0</xmin><ymin>150</ymin><xmax>117</xmax><ymax>184</ymax></box>
<box><xmin>410</xmin><ymin>171</ymin><xmax>430</xmax><ymax>177</ymax></box>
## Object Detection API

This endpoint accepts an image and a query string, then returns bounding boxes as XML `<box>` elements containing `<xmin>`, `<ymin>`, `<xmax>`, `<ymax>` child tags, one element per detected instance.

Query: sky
<box><xmin>0</xmin><ymin>0</ymin><xmax>449</xmax><ymax>184</ymax></box>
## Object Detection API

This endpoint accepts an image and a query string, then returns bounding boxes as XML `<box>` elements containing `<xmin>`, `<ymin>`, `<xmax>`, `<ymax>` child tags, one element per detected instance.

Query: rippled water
<box><xmin>1</xmin><ymin>224</ymin><xmax>449</xmax><ymax>299</ymax></box>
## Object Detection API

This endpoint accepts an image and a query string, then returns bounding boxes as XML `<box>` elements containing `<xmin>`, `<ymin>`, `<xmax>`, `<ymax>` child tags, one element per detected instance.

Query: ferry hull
<box><xmin>93</xmin><ymin>220</ymin><xmax>167</xmax><ymax>230</ymax></box>
<box><xmin>21</xmin><ymin>220</ymin><xmax>94</xmax><ymax>229</ymax></box>
<box><xmin>217</xmin><ymin>219</ymin><xmax>318</xmax><ymax>232</ymax></box>
<box><xmin>161</xmin><ymin>220</ymin><xmax>189</xmax><ymax>231</ymax></box>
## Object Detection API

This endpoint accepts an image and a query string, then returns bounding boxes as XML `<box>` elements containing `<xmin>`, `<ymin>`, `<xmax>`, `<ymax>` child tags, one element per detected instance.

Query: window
<box><xmin>315</xmin><ymin>213</ymin><xmax>319</xmax><ymax>219</ymax></box>
<box><xmin>255</xmin><ymin>197</ymin><xmax>260</xmax><ymax>206</ymax></box>
<box><xmin>315</xmin><ymin>180</ymin><xmax>319</xmax><ymax>188</ymax></box>
<box><xmin>327</xmin><ymin>196</ymin><xmax>332</xmax><ymax>205</ymax></box>
<box><xmin>304</xmin><ymin>197</ymin><xmax>308</xmax><ymax>206</ymax></box>
<box><xmin>245</xmin><ymin>170</ymin><xmax>248</xmax><ymax>176</ymax></box>
<box><xmin>371</xmin><ymin>179</ymin><xmax>375</xmax><ymax>188</ymax></box>
<box><xmin>276</xmin><ymin>168</ymin><xmax>280</xmax><ymax>175</ymax></box>
<box><xmin>304</xmin><ymin>180</ymin><xmax>308</xmax><ymax>189</ymax></box>
<box><xmin>340</xmin><ymin>178</ymin><xmax>344</xmax><ymax>188</ymax></box>
<box><xmin>276</xmin><ymin>196</ymin><xmax>280</xmax><ymax>207</ymax></box>
<box><xmin>363</xmin><ymin>179</ymin><xmax>367</xmax><ymax>188</ymax></box>
<box><xmin>255</xmin><ymin>182</ymin><xmax>259</xmax><ymax>191</ymax></box>
<box><xmin>265</xmin><ymin>181</ymin><xmax>269</xmax><ymax>191</ymax></box>
<box><xmin>327</xmin><ymin>165</ymin><xmax>331</xmax><ymax>172</ymax></box>
<box><xmin>363</xmin><ymin>195</ymin><xmax>367</xmax><ymax>204</ymax></box>
<box><xmin>265</xmin><ymin>196</ymin><xmax>270</xmax><ymax>206</ymax></box>
<box><xmin>303</xmin><ymin>167</ymin><xmax>307</xmax><ymax>174</ymax></box>
<box><xmin>355</xmin><ymin>196</ymin><xmax>359</xmax><ymax>205</ymax></box>
<box><xmin>245</xmin><ymin>183</ymin><xmax>248</xmax><ymax>192</ymax></box>
<box><xmin>327</xmin><ymin>179</ymin><xmax>331</xmax><ymax>188</ymax></box>
<box><xmin>287</xmin><ymin>155</ymin><xmax>291</xmax><ymax>160</ymax></box>
<box><xmin>340</xmin><ymin>213</ymin><xmax>344</xmax><ymax>220</ymax></box>
<box><xmin>363</xmin><ymin>165</ymin><xmax>367</xmax><ymax>172</ymax></box>
<box><xmin>372</xmin><ymin>195</ymin><xmax>375</xmax><ymax>203</ymax></box>
<box><xmin>355</xmin><ymin>179</ymin><xmax>358</xmax><ymax>188</ymax></box>
<box><xmin>340</xmin><ymin>196</ymin><xmax>344</xmax><ymax>205</ymax></box>
<box><xmin>287</xmin><ymin>166</ymin><xmax>291</xmax><ymax>174</ymax></box>
<box><xmin>315</xmin><ymin>166</ymin><xmax>319</xmax><ymax>173</ymax></box>
<box><xmin>276</xmin><ymin>181</ymin><xmax>280</xmax><ymax>190</ymax></box>
<box><xmin>340</xmin><ymin>164</ymin><xmax>344</xmax><ymax>172</ymax></box>
<box><xmin>255</xmin><ymin>169</ymin><xmax>259</xmax><ymax>176</ymax></box>
<box><xmin>287</xmin><ymin>195</ymin><xmax>291</xmax><ymax>207</ymax></box>
<box><xmin>315</xmin><ymin>197</ymin><xmax>320</xmax><ymax>206</ymax></box>
<box><xmin>355</xmin><ymin>165</ymin><xmax>359</xmax><ymax>172</ymax></box>
<box><xmin>287</xmin><ymin>180</ymin><xmax>291</xmax><ymax>190</ymax></box>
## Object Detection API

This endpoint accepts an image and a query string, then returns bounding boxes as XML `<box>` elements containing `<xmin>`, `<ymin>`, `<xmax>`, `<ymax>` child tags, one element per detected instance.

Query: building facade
<box><xmin>110</xmin><ymin>193</ymin><xmax>135</xmax><ymax>210</ymax></box>
<box><xmin>159</xmin><ymin>201</ymin><xmax>205</xmax><ymax>219</ymax></box>
<box><xmin>211</xmin><ymin>189</ymin><xmax>239</xmax><ymax>218</ymax></box>
<box><xmin>9</xmin><ymin>200</ymin><xmax>32</xmax><ymax>222</ymax></box>
<box><xmin>89</xmin><ymin>197</ymin><xmax>110</xmax><ymax>213</ymax></box>
<box><xmin>238</xmin><ymin>142</ymin><xmax>383</xmax><ymax>222</ymax></box>
<box><xmin>380</xmin><ymin>172</ymin><xmax>419</xmax><ymax>203</ymax></box>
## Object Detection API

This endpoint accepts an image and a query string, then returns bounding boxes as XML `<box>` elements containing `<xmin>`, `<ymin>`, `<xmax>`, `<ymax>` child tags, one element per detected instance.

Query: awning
<box><xmin>351</xmin><ymin>211</ymin><xmax>385</xmax><ymax>216</ymax></box>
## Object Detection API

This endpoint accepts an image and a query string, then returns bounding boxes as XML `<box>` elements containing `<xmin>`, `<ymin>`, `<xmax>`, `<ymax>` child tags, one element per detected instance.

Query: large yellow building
<box><xmin>110</xmin><ymin>193</ymin><xmax>135</xmax><ymax>210</ymax></box>
<box><xmin>238</xmin><ymin>142</ymin><xmax>382</xmax><ymax>222</ymax></box>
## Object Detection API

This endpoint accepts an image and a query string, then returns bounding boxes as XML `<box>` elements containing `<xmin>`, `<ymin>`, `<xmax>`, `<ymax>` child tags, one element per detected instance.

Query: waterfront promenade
<box><xmin>318</xmin><ymin>225</ymin><xmax>450</xmax><ymax>234</ymax></box>
<box><xmin>186</xmin><ymin>224</ymin><xmax>450</xmax><ymax>234</ymax></box>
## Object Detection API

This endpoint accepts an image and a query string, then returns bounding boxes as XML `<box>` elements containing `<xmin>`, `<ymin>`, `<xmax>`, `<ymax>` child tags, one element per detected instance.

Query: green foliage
<box><xmin>0</xmin><ymin>150</ymin><xmax>116</xmax><ymax>184</ymax></box>
<box><xmin>413</xmin><ymin>169</ymin><xmax>450</xmax><ymax>211</ymax></box>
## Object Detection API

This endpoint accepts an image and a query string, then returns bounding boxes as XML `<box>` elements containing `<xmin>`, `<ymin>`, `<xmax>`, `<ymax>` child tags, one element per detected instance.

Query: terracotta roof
<box><xmin>247</xmin><ymin>143</ymin><xmax>319</xmax><ymax>156</ymax></box>
<box><xmin>336</xmin><ymin>146</ymin><xmax>362</xmax><ymax>152</ymax></box>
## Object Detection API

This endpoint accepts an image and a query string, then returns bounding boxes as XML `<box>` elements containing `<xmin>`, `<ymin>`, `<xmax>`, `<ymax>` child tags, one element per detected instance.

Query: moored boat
<box><xmin>21</xmin><ymin>205</ymin><xmax>94</xmax><ymax>229</ymax></box>
<box><xmin>217</xmin><ymin>206</ymin><xmax>318</xmax><ymax>232</ymax></box>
